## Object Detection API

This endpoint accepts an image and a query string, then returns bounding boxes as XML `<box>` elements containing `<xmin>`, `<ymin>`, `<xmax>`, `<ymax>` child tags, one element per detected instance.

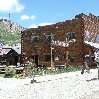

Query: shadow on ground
<box><xmin>86</xmin><ymin>78</ymin><xmax>98</xmax><ymax>82</ymax></box>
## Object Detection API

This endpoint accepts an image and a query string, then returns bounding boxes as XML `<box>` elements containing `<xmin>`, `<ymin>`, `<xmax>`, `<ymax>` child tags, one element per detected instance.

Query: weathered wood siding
<box><xmin>21</xmin><ymin>13</ymin><xmax>99</xmax><ymax>67</ymax></box>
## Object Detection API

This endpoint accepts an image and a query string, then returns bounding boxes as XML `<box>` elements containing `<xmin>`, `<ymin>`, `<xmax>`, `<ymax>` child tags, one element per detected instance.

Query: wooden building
<box><xmin>0</xmin><ymin>46</ymin><xmax>21</xmax><ymax>66</ymax></box>
<box><xmin>21</xmin><ymin>13</ymin><xmax>99</xmax><ymax>68</ymax></box>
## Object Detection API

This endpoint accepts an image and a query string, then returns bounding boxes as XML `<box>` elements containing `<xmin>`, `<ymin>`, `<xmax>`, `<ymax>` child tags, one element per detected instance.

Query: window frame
<box><xmin>45</xmin><ymin>55</ymin><xmax>54</xmax><ymax>62</ymax></box>
<box><xmin>68</xmin><ymin>53</ymin><xmax>75</xmax><ymax>62</ymax></box>
<box><xmin>45</xmin><ymin>34</ymin><xmax>54</xmax><ymax>42</ymax></box>
<box><xmin>68</xmin><ymin>32</ymin><xmax>76</xmax><ymax>42</ymax></box>
<box><xmin>45</xmin><ymin>55</ymin><xmax>51</xmax><ymax>62</ymax></box>
<box><xmin>31</xmin><ymin>35</ymin><xmax>39</xmax><ymax>43</ymax></box>
<box><xmin>96</xmin><ymin>34</ymin><xmax>99</xmax><ymax>43</ymax></box>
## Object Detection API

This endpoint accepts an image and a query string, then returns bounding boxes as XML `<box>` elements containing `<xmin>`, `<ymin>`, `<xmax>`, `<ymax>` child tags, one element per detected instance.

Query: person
<box><xmin>81</xmin><ymin>55</ymin><xmax>90</xmax><ymax>74</ymax></box>
<box><xmin>94</xmin><ymin>50</ymin><xmax>99</xmax><ymax>63</ymax></box>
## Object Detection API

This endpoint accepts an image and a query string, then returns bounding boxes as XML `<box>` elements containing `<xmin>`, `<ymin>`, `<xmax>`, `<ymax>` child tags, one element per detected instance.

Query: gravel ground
<box><xmin>85</xmin><ymin>90</ymin><xmax>99</xmax><ymax>99</ymax></box>
<box><xmin>0</xmin><ymin>69</ymin><xmax>99</xmax><ymax>99</ymax></box>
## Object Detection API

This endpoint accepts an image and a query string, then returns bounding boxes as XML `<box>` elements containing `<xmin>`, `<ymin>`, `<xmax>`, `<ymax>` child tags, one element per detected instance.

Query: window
<box><xmin>68</xmin><ymin>32</ymin><xmax>76</xmax><ymax>42</ymax></box>
<box><xmin>45</xmin><ymin>55</ymin><xmax>51</xmax><ymax>62</ymax></box>
<box><xmin>31</xmin><ymin>36</ymin><xmax>39</xmax><ymax>43</ymax></box>
<box><xmin>96</xmin><ymin>34</ymin><xmax>99</xmax><ymax>43</ymax></box>
<box><xmin>68</xmin><ymin>53</ymin><xmax>75</xmax><ymax>62</ymax></box>
<box><xmin>84</xmin><ymin>31</ymin><xmax>92</xmax><ymax>41</ymax></box>
<box><xmin>45</xmin><ymin>55</ymin><xmax>54</xmax><ymax>62</ymax></box>
<box><xmin>45</xmin><ymin>34</ymin><xmax>54</xmax><ymax>42</ymax></box>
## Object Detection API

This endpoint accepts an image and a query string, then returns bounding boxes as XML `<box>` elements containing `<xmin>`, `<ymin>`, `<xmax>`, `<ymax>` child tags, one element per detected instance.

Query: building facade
<box><xmin>0</xmin><ymin>44</ymin><xmax>21</xmax><ymax>66</ymax></box>
<box><xmin>21</xmin><ymin>13</ymin><xmax>99</xmax><ymax>67</ymax></box>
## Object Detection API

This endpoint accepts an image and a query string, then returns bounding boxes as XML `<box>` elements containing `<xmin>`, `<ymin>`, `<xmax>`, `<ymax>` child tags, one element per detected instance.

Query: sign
<box><xmin>51</xmin><ymin>40</ymin><xmax>69</xmax><ymax>47</ymax></box>
<box><xmin>55</xmin><ymin>57</ymin><xmax>59</xmax><ymax>61</ymax></box>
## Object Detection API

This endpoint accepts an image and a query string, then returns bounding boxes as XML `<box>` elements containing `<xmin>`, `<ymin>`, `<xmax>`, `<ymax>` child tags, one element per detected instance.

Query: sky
<box><xmin>0</xmin><ymin>0</ymin><xmax>99</xmax><ymax>28</ymax></box>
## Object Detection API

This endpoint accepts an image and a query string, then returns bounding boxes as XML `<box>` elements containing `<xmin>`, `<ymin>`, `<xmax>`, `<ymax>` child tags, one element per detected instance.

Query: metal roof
<box><xmin>0</xmin><ymin>44</ymin><xmax>21</xmax><ymax>55</ymax></box>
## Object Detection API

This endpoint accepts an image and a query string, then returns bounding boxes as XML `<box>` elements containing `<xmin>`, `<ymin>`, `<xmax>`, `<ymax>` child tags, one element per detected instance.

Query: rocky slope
<box><xmin>0</xmin><ymin>18</ymin><xmax>24</xmax><ymax>44</ymax></box>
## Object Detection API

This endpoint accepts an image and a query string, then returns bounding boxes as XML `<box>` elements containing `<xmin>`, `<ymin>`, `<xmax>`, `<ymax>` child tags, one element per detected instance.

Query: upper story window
<box><xmin>45</xmin><ymin>34</ymin><xmax>54</xmax><ymax>42</ymax></box>
<box><xmin>96</xmin><ymin>34</ymin><xmax>99</xmax><ymax>43</ymax></box>
<box><xmin>68</xmin><ymin>32</ymin><xmax>76</xmax><ymax>42</ymax></box>
<box><xmin>31</xmin><ymin>35</ymin><xmax>39</xmax><ymax>43</ymax></box>
<box><xmin>84</xmin><ymin>31</ymin><xmax>90</xmax><ymax>41</ymax></box>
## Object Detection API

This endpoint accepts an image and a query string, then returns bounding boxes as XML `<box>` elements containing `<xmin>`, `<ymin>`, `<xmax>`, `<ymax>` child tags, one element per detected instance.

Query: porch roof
<box><xmin>84</xmin><ymin>41</ymin><xmax>99</xmax><ymax>49</ymax></box>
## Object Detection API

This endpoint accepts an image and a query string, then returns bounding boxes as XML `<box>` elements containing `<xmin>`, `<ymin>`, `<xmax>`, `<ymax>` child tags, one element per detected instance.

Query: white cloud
<box><xmin>38</xmin><ymin>23</ymin><xmax>54</xmax><ymax>26</ymax></box>
<box><xmin>20</xmin><ymin>15</ymin><xmax>30</xmax><ymax>20</ymax></box>
<box><xmin>31</xmin><ymin>15</ymin><xmax>36</xmax><ymax>20</ymax></box>
<box><xmin>20</xmin><ymin>15</ymin><xmax>36</xmax><ymax>20</ymax></box>
<box><xmin>0</xmin><ymin>16</ymin><xmax>8</xmax><ymax>19</ymax></box>
<box><xmin>0</xmin><ymin>0</ymin><xmax>24</xmax><ymax>13</ymax></box>
<box><xmin>28</xmin><ymin>24</ymin><xmax>38</xmax><ymax>28</ymax></box>
<box><xmin>28</xmin><ymin>23</ymin><xmax>54</xmax><ymax>28</ymax></box>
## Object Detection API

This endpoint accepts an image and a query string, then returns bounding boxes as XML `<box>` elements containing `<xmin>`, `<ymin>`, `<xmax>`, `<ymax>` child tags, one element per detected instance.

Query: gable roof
<box><xmin>0</xmin><ymin>48</ymin><xmax>11</xmax><ymax>55</ymax></box>
<box><xmin>0</xmin><ymin>44</ymin><xmax>21</xmax><ymax>55</ymax></box>
<box><xmin>12</xmin><ymin>47</ymin><xmax>21</xmax><ymax>54</ymax></box>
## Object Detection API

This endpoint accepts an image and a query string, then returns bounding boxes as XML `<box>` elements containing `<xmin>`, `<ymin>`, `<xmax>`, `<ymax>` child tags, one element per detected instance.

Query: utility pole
<box><xmin>65</xmin><ymin>38</ymin><xmax>69</xmax><ymax>68</ymax></box>
<box><xmin>9</xmin><ymin>14</ymin><xmax>11</xmax><ymax>29</ymax></box>
<box><xmin>9</xmin><ymin>14</ymin><xmax>10</xmax><ymax>21</ymax></box>
<box><xmin>9</xmin><ymin>14</ymin><xmax>11</xmax><ymax>25</ymax></box>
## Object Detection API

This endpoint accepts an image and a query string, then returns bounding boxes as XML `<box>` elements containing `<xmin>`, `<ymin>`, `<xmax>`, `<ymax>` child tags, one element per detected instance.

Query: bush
<box><xmin>4</xmin><ymin>66</ymin><xmax>16</xmax><ymax>78</ymax></box>
<box><xmin>13</xmin><ymin>74</ymin><xmax>21</xmax><ymax>78</ymax></box>
<box><xmin>28</xmin><ymin>62</ymin><xmax>36</xmax><ymax>69</ymax></box>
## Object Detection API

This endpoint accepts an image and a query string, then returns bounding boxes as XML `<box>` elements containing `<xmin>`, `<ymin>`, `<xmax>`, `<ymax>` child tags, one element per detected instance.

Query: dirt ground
<box><xmin>85</xmin><ymin>90</ymin><xmax>99</xmax><ymax>99</ymax></box>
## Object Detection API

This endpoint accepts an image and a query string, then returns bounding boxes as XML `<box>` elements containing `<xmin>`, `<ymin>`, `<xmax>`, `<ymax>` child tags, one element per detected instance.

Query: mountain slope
<box><xmin>0</xmin><ymin>19</ymin><xmax>24</xmax><ymax>44</ymax></box>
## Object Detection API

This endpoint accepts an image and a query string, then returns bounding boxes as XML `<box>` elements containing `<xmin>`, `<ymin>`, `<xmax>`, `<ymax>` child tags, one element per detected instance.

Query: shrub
<box><xmin>4</xmin><ymin>66</ymin><xmax>16</xmax><ymax>78</ymax></box>
<box><xmin>13</xmin><ymin>74</ymin><xmax>21</xmax><ymax>78</ymax></box>
<box><xmin>28</xmin><ymin>62</ymin><xmax>36</xmax><ymax>69</ymax></box>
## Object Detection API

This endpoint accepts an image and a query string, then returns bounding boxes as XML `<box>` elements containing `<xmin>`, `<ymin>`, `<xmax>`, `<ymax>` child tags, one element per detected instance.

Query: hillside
<box><xmin>0</xmin><ymin>18</ymin><xmax>24</xmax><ymax>44</ymax></box>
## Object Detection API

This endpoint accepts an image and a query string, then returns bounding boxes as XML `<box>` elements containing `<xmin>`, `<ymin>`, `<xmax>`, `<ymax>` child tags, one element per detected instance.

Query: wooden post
<box><xmin>51</xmin><ymin>45</ymin><xmax>53</xmax><ymax>68</ymax></box>
<box><xmin>65</xmin><ymin>38</ymin><xmax>69</xmax><ymax>68</ymax></box>
<box><xmin>98</xmin><ymin>63</ymin><xmax>99</xmax><ymax>80</ymax></box>
<box><xmin>51</xmin><ymin>33</ymin><xmax>54</xmax><ymax>69</ymax></box>
<box><xmin>51</xmin><ymin>45</ymin><xmax>54</xmax><ymax>69</ymax></box>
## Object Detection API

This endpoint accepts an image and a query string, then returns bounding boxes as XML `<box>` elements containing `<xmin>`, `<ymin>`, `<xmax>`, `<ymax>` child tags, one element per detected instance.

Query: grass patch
<box><xmin>25</xmin><ymin>66</ymin><xmax>82</xmax><ymax>78</ymax></box>
<box><xmin>0</xmin><ymin>65</ymin><xmax>82</xmax><ymax>78</ymax></box>
<box><xmin>0</xmin><ymin>74</ymin><xmax>5</xmax><ymax>77</ymax></box>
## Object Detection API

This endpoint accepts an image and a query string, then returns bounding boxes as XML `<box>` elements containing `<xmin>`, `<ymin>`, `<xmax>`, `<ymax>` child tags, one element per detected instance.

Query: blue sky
<box><xmin>0</xmin><ymin>0</ymin><xmax>99</xmax><ymax>28</ymax></box>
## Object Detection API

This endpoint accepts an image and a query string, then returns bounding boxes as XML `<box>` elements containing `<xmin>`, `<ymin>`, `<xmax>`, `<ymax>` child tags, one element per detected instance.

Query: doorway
<box><xmin>35</xmin><ymin>55</ymin><xmax>38</xmax><ymax>66</ymax></box>
<box><xmin>31</xmin><ymin>55</ymin><xmax>38</xmax><ymax>66</ymax></box>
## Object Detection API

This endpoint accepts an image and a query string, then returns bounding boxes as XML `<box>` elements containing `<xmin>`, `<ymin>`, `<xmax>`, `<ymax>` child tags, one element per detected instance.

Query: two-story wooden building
<box><xmin>21</xmin><ymin>13</ymin><xmax>99</xmax><ymax>68</ymax></box>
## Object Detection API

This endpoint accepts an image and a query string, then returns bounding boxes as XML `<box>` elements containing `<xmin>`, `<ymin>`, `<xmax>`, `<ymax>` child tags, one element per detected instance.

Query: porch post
<box><xmin>65</xmin><ymin>38</ymin><xmax>69</xmax><ymax>68</ymax></box>
<box><xmin>65</xmin><ymin>48</ymin><xmax>68</xmax><ymax>67</ymax></box>
<box><xmin>51</xmin><ymin>45</ymin><xmax>54</xmax><ymax>68</ymax></box>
